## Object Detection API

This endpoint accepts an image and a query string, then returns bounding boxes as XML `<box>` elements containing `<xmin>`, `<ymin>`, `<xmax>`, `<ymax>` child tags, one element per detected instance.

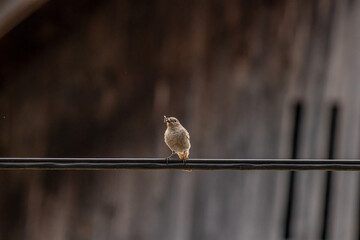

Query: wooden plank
<box><xmin>325</xmin><ymin>1</ymin><xmax>360</xmax><ymax>239</ymax></box>
<box><xmin>291</xmin><ymin>102</ymin><xmax>327</xmax><ymax>239</ymax></box>
<box><xmin>289</xmin><ymin>1</ymin><xmax>334</xmax><ymax>235</ymax></box>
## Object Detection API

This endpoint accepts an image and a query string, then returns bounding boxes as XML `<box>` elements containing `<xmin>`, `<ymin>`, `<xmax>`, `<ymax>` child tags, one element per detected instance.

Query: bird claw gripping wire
<box><xmin>165</xmin><ymin>152</ymin><xmax>175</xmax><ymax>164</ymax></box>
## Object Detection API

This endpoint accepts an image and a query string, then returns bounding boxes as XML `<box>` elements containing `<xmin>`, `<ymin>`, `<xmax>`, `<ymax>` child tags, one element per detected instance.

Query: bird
<box><xmin>164</xmin><ymin>115</ymin><xmax>191</xmax><ymax>164</ymax></box>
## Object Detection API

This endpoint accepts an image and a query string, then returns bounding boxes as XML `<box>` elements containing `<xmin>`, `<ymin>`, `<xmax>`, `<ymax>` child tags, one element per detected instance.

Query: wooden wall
<box><xmin>0</xmin><ymin>0</ymin><xmax>359</xmax><ymax>239</ymax></box>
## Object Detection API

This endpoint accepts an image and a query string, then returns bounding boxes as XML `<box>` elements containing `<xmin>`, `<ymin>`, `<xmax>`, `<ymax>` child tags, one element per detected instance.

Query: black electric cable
<box><xmin>1</xmin><ymin>158</ymin><xmax>360</xmax><ymax>170</ymax></box>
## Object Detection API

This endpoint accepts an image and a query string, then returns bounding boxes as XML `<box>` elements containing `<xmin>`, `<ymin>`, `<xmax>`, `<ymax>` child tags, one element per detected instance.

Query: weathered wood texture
<box><xmin>0</xmin><ymin>0</ymin><xmax>359</xmax><ymax>239</ymax></box>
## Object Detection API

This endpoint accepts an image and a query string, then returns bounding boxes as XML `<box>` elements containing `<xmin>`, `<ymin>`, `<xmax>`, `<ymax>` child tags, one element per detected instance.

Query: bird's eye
<box><xmin>174</xmin><ymin>120</ymin><xmax>177</xmax><ymax>122</ymax></box>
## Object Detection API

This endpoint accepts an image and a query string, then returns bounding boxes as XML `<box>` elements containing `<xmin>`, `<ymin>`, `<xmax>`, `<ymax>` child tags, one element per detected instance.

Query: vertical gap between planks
<box><xmin>284</xmin><ymin>102</ymin><xmax>303</xmax><ymax>239</ymax></box>
<box><xmin>321</xmin><ymin>105</ymin><xmax>338</xmax><ymax>239</ymax></box>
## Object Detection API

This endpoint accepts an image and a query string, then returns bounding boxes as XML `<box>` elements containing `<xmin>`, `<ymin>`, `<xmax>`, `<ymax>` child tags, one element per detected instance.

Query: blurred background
<box><xmin>1</xmin><ymin>0</ymin><xmax>360</xmax><ymax>239</ymax></box>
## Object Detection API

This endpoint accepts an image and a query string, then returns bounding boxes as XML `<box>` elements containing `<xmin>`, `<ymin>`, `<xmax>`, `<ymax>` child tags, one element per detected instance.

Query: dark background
<box><xmin>1</xmin><ymin>0</ymin><xmax>359</xmax><ymax>239</ymax></box>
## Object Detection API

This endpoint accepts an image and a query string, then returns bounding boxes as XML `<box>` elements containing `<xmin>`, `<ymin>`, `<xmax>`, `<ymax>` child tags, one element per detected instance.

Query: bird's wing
<box><xmin>185</xmin><ymin>129</ymin><xmax>190</xmax><ymax>140</ymax></box>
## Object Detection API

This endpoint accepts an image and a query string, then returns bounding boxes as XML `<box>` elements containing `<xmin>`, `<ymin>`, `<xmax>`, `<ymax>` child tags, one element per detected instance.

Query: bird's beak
<box><xmin>164</xmin><ymin>115</ymin><xmax>170</xmax><ymax>123</ymax></box>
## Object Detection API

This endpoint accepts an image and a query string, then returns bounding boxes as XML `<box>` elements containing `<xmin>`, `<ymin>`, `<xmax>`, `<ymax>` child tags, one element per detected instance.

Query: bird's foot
<box><xmin>183</xmin><ymin>152</ymin><xmax>189</xmax><ymax>165</ymax></box>
<box><xmin>183</xmin><ymin>159</ymin><xmax>192</xmax><ymax>172</ymax></box>
<box><xmin>165</xmin><ymin>152</ymin><xmax>175</xmax><ymax>164</ymax></box>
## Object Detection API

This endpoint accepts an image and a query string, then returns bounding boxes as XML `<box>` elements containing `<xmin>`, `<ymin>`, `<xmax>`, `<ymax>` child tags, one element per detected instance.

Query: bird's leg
<box><xmin>177</xmin><ymin>153</ymin><xmax>186</xmax><ymax>164</ymax></box>
<box><xmin>166</xmin><ymin>151</ymin><xmax>175</xmax><ymax>164</ymax></box>
<box><xmin>183</xmin><ymin>152</ymin><xmax>192</xmax><ymax>172</ymax></box>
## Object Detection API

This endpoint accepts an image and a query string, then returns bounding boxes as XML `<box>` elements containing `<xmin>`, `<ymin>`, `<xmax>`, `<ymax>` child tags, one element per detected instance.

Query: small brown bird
<box><xmin>164</xmin><ymin>116</ymin><xmax>191</xmax><ymax>164</ymax></box>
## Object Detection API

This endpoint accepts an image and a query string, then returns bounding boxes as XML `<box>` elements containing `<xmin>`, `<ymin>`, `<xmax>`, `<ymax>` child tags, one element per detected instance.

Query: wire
<box><xmin>0</xmin><ymin>158</ymin><xmax>360</xmax><ymax>170</ymax></box>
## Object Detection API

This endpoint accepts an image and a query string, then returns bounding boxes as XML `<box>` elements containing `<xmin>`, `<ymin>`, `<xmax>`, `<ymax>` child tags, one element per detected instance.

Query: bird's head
<box><xmin>164</xmin><ymin>116</ymin><xmax>181</xmax><ymax>128</ymax></box>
